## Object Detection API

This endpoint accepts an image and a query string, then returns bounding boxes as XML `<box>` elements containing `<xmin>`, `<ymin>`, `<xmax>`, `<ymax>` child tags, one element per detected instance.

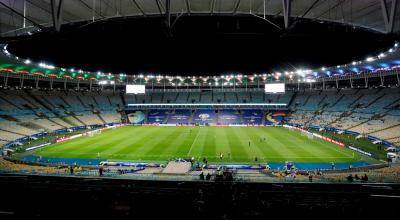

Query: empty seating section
<box><xmin>277</xmin><ymin>92</ymin><xmax>293</xmax><ymax>103</ymax></box>
<box><xmin>218</xmin><ymin>109</ymin><xmax>242</xmax><ymax>124</ymax></box>
<box><xmin>302</xmin><ymin>91</ymin><xmax>325</xmax><ymax>110</ymax></box>
<box><xmin>107</xmin><ymin>94</ymin><xmax>123</xmax><ymax>107</ymax></box>
<box><xmin>1</xmin><ymin>87</ymin><xmax>400</xmax><ymax>146</ymax></box>
<box><xmin>264</xmin><ymin>94</ymin><xmax>280</xmax><ymax>103</ymax></box>
<box><xmin>291</xmin><ymin>91</ymin><xmax>308</xmax><ymax>108</ymax></box>
<box><xmin>350</xmin><ymin>89</ymin><xmax>381</xmax><ymax>110</ymax></box>
<box><xmin>164</xmin><ymin>92</ymin><xmax>178</xmax><ymax>103</ymax></box>
<box><xmin>94</xmin><ymin>94</ymin><xmax>110</xmax><ymax>107</ymax></box>
<box><xmin>200</xmin><ymin>92</ymin><xmax>212</xmax><ymax>103</ymax></box>
<box><xmin>225</xmin><ymin>92</ymin><xmax>238</xmax><ymax>103</ymax></box>
<box><xmin>50</xmin><ymin>117</ymin><xmax>71</xmax><ymax>127</ymax></box>
<box><xmin>176</xmin><ymin>92</ymin><xmax>189</xmax><ymax>103</ymax></box>
<box><xmin>76</xmin><ymin>112</ymin><xmax>104</xmax><ymax>125</ymax></box>
<box><xmin>188</xmin><ymin>92</ymin><xmax>200</xmax><ymax>103</ymax></box>
<box><xmin>360</xmin><ymin>88</ymin><xmax>400</xmax><ymax>113</ymax></box>
<box><xmin>287</xmin><ymin>88</ymin><xmax>400</xmax><ymax>145</ymax></box>
<box><xmin>151</xmin><ymin>92</ymin><xmax>163</xmax><ymax>103</ymax></box>
<box><xmin>370</xmin><ymin>125</ymin><xmax>400</xmax><ymax>140</ymax></box>
<box><xmin>100</xmin><ymin>111</ymin><xmax>121</xmax><ymax>123</ymax></box>
<box><xmin>237</xmin><ymin>92</ymin><xmax>250</xmax><ymax>103</ymax></box>
<box><xmin>0</xmin><ymin>89</ymin><xmax>123</xmax><ymax>145</ymax></box>
<box><xmin>213</xmin><ymin>92</ymin><xmax>225</xmax><ymax>103</ymax></box>
<box><xmin>124</xmin><ymin>94</ymin><xmax>137</xmax><ymax>104</ymax></box>
<box><xmin>327</xmin><ymin>89</ymin><xmax>360</xmax><ymax>111</ymax></box>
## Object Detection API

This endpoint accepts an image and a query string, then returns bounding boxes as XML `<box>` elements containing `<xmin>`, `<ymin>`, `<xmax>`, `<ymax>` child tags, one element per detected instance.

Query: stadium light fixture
<box><xmin>366</xmin><ymin>57</ymin><xmax>375</xmax><ymax>62</ymax></box>
<box><xmin>389</xmin><ymin>49</ymin><xmax>394</xmax><ymax>53</ymax></box>
<box><xmin>352</xmin><ymin>61</ymin><xmax>357</xmax><ymax>65</ymax></box>
<box><xmin>321</xmin><ymin>67</ymin><xmax>326</xmax><ymax>71</ymax></box>
<box><xmin>24</xmin><ymin>59</ymin><xmax>31</xmax><ymax>64</ymax></box>
<box><xmin>395</xmin><ymin>43</ymin><xmax>398</xmax><ymax>47</ymax></box>
<box><xmin>378</xmin><ymin>53</ymin><xmax>386</xmax><ymax>58</ymax></box>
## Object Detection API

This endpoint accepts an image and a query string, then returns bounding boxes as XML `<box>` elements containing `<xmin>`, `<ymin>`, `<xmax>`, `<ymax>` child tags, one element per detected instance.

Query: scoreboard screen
<box><xmin>126</xmin><ymin>85</ymin><xmax>145</xmax><ymax>94</ymax></box>
<box><xmin>265</xmin><ymin>83</ymin><xmax>285</xmax><ymax>93</ymax></box>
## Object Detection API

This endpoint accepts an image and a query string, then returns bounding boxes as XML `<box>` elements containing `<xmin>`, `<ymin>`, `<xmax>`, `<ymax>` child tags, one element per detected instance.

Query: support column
<box><xmin>297</xmin><ymin>80</ymin><xmax>300</xmax><ymax>91</ymax></box>
<box><xmin>282</xmin><ymin>0</ymin><xmax>292</xmax><ymax>29</ymax></box>
<box><xmin>364</xmin><ymin>75</ymin><xmax>368</xmax><ymax>88</ymax></box>
<box><xmin>92</xmin><ymin>0</ymin><xmax>96</xmax><ymax>22</ymax></box>
<box><xmin>4</xmin><ymin>73</ymin><xmax>9</xmax><ymax>87</ymax></box>
<box><xmin>396</xmin><ymin>68</ymin><xmax>400</xmax><ymax>85</ymax></box>
<box><xmin>166</xmin><ymin>0</ymin><xmax>171</xmax><ymax>29</ymax></box>
<box><xmin>50</xmin><ymin>0</ymin><xmax>64</xmax><ymax>32</ymax></box>
<box><xmin>20</xmin><ymin>74</ymin><xmax>25</xmax><ymax>88</ymax></box>
<box><xmin>380</xmin><ymin>0</ymin><xmax>398</xmax><ymax>33</ymax></box>
<box><xmin>36</xmin><ymin>76</ymin><xmax>39</xmax><ymax>89</ymax></box>
<box><xmin>335</xmin><ymin>78</ymin><xmax>339</xmax><ymax>89</ymax></box>
<box><xmin>50</xmin><ymin>78</ymin><xmax>53</xmax><ymax>90</ymax></box>
<box><xmin>350</xmin><ymin>76</ymin><xmax>353</xmax><ymax>88</ymax></box>
<box><xmin>380</xmin><ymin>70</ymin><xmax>384</xmax><ymax>86</ymax></box>
<box><xmin>23</xmin><ymin>0</ymin><xmax>26</xmax><ymax>28</ymax></box>
<box><xmin>64</xmin><ymin>79</ymin><xmax>67</xmax><ymax>90</ymax></box>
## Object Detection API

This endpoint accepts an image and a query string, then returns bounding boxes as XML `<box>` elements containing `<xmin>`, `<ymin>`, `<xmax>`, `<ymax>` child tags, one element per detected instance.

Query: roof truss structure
<box><xmin>0</xmin><ymin>0</ymin><xmax>399</xmax><ymax>36</ymax></box>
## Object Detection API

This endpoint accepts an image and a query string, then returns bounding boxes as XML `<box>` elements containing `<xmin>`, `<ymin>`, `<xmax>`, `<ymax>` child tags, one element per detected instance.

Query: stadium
<box><xmin>0</xmin><ymin>0</ymin><xmax>400</xmax><ymax>218</ymax></box>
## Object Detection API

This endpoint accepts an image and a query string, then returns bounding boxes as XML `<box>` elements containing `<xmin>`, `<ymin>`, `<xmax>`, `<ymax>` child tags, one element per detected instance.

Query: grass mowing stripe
<box><xmin>186</xmin><ymin>127</ymin><xmax>201</xmax><ymax>156</ymax></box>
<box><xmin>227</xmin><ymin>127</ymin><xmax>250</xmax><ymax>162</ymax></box>
<box><xmin>32</xmin><ymin>126</ymin><xmax>371</xmax><ymax>163</ymax></box>
<box><xmin>201</xmin><ymin>127</ymin><xmax>217</xmax><ymax>158</ymax></box>
<box><xmin>241</xmin><ymin>127</ymin><xmax>271</xmax><ymax>162</ymax></box>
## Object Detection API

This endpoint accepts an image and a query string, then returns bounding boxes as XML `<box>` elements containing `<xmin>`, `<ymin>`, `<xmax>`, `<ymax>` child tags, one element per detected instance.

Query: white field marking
<box><xmin>187</xmin><ymin>128</ymin><xmax>201</xmax><ymax>156</ymax></box>
<box><xmin>37</xmin><ymin>151</ymin><xmax>354</xmax><ymax>159</ymax></box>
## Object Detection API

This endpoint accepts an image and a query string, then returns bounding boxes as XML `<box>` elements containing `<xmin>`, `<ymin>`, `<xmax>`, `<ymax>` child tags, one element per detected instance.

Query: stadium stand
<box><xmin>0</xmin><ymin>87</ymin><xmax>399</xmax><ymax>148</ymax></box>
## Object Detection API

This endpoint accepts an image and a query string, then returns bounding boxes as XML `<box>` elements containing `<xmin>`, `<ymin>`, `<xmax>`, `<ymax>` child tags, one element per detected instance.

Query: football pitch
<box><xmin>32</xmin><ymin>126</ymin><xmax>363</xmax><ymax>163</ymax></box>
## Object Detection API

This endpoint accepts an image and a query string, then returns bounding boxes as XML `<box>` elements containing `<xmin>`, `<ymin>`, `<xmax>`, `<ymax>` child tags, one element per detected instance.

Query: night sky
<box><xmin>5</xmin><ymin>15</ymin><xmax>399</xmax><ymax>76</ymax></box>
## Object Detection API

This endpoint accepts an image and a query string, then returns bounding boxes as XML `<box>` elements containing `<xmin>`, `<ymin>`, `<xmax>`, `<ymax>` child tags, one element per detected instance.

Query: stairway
<box><xmin>91</xmin><ymin>96</ymin><xmax>99</xmax><ymax>107</ymax></box>
<box><xmin>49</xmin><ymin>118</ymin><xmax>68</xmax><ymax>129</ymax></box>
<box><xmin>303</xmin><ymin>95</ymin><xmax>312</xmax><ymax>106</ymax></box>
<box><xmin>96</xmin><ymin>113</ymin><xmax>107</xmax><ymax>124</ymax></box>
<box><xmin>317</xmin><ymin>95</ymin><xmax>327</xmax><ymax>107</ymax></box>
<box><xmin>366</xmin><ymin>124</ymin><xmax>400</xmax><ymax>135</ymax></box>
<box><xmin>330</xmin><ymin>94</ymin><xmax>344</xmax><ymax>108</ymax></box>
<box><xmin>119</xmin><ymin>93</ymin><xmax>126</xmax><ymax>106</ymax></box>
<box><xmin>72</xmin><ymin>115</ymin><xmax>87</xmax><ymax>126</ymax></box>
<box><xmin>0</xmin><ymin>128</ymin><xmax>26</xmax><ymax>137</ymax></box>
<box><xmin>365</xmin><ymin>93</ymin><xmax>386</xmax><ymax>108</ymax></box>
<box><xmin>287</xmin><ymin>91</ymin><xmax>297</xmax><ymax>107</ymax></box>
<box><xmin>59</xmin><ymin>96</ymin><xmax>71</xmax><ymax>107</ymax></box>
<box><xmin>0</xmin><ymin>96</ymin><xmax>22</xmax><ymax>110</ymax></box>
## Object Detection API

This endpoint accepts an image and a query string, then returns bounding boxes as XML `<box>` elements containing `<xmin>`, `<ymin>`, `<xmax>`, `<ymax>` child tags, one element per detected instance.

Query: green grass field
<box><xmin>31</xmin><ymin>126</ymin><xmax>365</xmax><ymax>163</ymax></box>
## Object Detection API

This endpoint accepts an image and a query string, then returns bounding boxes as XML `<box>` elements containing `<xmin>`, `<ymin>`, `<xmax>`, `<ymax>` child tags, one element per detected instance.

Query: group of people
<box><xmin>347</xmin><ymin>173</ymin><xmax>368</xmax><ymax>182</ymax></box>
<box><xmin>199</xmin><ymin>172</ymin><xmax>212</xmax><ymax>180</ymax></box>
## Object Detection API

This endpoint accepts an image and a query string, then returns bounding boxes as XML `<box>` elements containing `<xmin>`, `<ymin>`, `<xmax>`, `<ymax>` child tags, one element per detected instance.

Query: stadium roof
<box><xmin>0</xmin><ymin>0</ymin><xmax>400</xmax><ymax>37</ymax></box>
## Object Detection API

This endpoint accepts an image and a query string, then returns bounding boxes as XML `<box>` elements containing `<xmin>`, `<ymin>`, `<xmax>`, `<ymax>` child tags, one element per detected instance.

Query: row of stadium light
<box><xmin>2</xmin><ymin>42</ymin><xmax>399</xmax><ymax>83</ymax></box>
